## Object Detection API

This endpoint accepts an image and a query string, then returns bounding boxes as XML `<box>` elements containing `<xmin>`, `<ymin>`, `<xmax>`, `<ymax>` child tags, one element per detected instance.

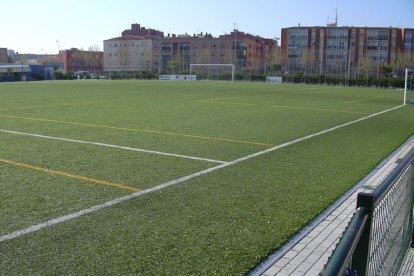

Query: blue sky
<box><xmin>0</xmin><ymin>0</ymin><xmax>412</xmax><ymax>54</ymax></box>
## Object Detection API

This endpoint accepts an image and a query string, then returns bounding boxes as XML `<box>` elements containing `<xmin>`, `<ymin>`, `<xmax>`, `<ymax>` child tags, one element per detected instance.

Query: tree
<box><xmin>6</xmin><ymin>67</ymin><xmax>13</xmax><ymax>80</ymax></box>
<box><xmin>379</xmin><ymin>64</ymin><xmax>392</xmax><ymax>77</ymax></box>
<box><xmin>194</xmin><ymin>41</ymin><xmax>211</xmax><ymax>64</ymax></box>
<box><xmin>297</xmin><ymin>48</ymin><xmax>315</xmax><ymax>75</ymax></box>
<box><xmin>405</xmin><ymin>52</ymin><xmax>414</xmax><ymax>68</ymax></box>
<box><xmin>390</xmin><ymin>50</ymin><xmax>405</xmax><ymax>77</ymax></box>
<box><xmin>53</xmin><ymin>65</ymin><xmax>59</xmax><ymax>80</ymax></box>
<box><xmin>87</xmin><ymin>45</ymin><xmax>101</xmax><ymax>74</ymax></box>
<box><xmin>167</xmin><ymin>60</ymin><xmax>180</xmax><ymax>73</ymax></box>
<box><xmin>71</xmin><ymin>50</ymin><xmax>85</xmax><ymax>72</ymax></box>
<box><xmin>271</xmin><ymin>46</ymin><xmax>281</xmax><ymax>68</ymax></box>
<box><xmin>272</xmin><ymin>64</ymin><xmax>282</xmax><ymax>72</ymax></box>
<box><xmin>358</xmin><ymin>56</ymin><xmax>374</xmax><ymax>79</ymax></box>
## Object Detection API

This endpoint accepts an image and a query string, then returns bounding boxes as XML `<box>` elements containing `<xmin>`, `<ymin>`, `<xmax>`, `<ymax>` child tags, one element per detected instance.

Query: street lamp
<box><xmin>234</xmin><ymin>23</ymin><xmax>238</xmax><ymax>72</ymax></box>
<box><xmin>376</xmin><ymin>46</ymin><xmax>380</xmax><ymax>78</ymax></box>
<box><xmin>274</xmin><ymin>37</ymin><xmax>281</xmax><ymax>70</ymax></box>
<box><xmin>42</xmin><ymin>49</ymin><xmax>46</xmax><ymax>80</ymax></box>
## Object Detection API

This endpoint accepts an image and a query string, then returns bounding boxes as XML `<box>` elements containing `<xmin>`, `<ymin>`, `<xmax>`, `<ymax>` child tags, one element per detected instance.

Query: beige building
<box><xmin>104</xmin><ymin>36</ymin><xmax>153</xmax><ymax>72</ymax></box>
<box><xmin>104</xmin><ymin>24</ymin><xmax>279</xmax><ymax>74</ymax></box>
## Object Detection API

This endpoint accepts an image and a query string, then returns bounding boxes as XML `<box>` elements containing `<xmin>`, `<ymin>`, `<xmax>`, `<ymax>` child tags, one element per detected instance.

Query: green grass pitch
<box><xmin>0</xmin><ymin>80</ymin><xmax>414</xmax><ymax>274</ymax></box>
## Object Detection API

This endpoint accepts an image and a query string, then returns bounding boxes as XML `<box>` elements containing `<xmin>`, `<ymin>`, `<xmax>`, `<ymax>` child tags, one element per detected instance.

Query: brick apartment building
<box><xmin>404</xmin><ymin>28</ymin><xmax>414</xmax><ymax>64</ymax></box>
<box><xmin>58</xmin><ymin>48</ymin><xmax>103</xmax><ymax>73</ymax></box>
<box><xmin>281</xmin><ymin>26</ymin><xmax>414</xmax><ymax>77</ymax></box>
<box><xmin>0</xmin><ymin>48</ymin><xmax>8</xmax><ymax>63</ymax></box>
<box><xmin>104</xmin><ymin>23</ymin><xmax>278</xmax><ymax>74</ymax></box>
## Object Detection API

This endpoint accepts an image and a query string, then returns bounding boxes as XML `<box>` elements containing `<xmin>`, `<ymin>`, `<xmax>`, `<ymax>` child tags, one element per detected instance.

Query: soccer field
<box><xmin>0</xmin><ymin>80</ymin><xmax>414</xmax><ymax>274</ymax></box>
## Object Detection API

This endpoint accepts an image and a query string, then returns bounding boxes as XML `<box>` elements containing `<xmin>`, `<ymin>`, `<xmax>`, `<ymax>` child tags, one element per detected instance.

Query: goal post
<box><xmin>404</xmin><ymin>67</ymin><xmax>414</xmax><ymax>106</ymax></box>
<box><xmin>190</xmin><ymin>64</ymin><xmax>235</xmax><ymax>82</ymax></box>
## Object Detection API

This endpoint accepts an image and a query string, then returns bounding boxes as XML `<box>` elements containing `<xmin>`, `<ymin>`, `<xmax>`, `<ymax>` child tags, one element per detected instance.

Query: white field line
<box><xmin>0</xmin><ymin>105</ymin><xmax>404</xmax><ymax>243</ymax></box>
<box><xmin>0</xmin><ymin>129</ymin><xmax>227</xmax><ymax>164</ymax></box>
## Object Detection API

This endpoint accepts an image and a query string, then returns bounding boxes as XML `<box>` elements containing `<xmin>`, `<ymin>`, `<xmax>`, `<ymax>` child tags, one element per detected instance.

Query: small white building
<box><xmin>103</xmin><ymin>36</ymin><xmax>153</xmax><ymax>72</ymax></box>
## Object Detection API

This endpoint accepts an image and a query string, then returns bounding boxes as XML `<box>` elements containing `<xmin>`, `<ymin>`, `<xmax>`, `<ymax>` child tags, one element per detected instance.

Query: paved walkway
<box><xmin>260</xmin><ymin>136</ymin><xmax>414</xmax><ymax>276</ymax></box>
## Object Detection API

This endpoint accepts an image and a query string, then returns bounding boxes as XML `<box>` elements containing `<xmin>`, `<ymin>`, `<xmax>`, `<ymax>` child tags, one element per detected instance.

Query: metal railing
<box><xmin>323</xmin><ymin>148</ymin><xmax>414</xmax><ymax>276</ymax></box>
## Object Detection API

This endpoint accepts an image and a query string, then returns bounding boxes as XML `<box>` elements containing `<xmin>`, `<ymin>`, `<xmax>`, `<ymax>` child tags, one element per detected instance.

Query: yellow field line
<box><xmin>0</xmin><ymin>159</ymin><xmax>140</xmax><ymax>192</ymax></box>
<box><xmin>196</xmin><ymin>99</ymin><xmax>368</xmax><ymax>115</ymax></box>
<box><xmin>2</xmin><ymin>99</ymin><xmax>124</xmax><ymax>111</ymax></box>
<box><xmin>344</xmin><ymin>96</ymin><xmax>383</xmax><ymax>104</ymax></box>
<box><xmin>0</xmin><ymin>114</ymin><xmax>274</xmax><ymax>147</ymax></box>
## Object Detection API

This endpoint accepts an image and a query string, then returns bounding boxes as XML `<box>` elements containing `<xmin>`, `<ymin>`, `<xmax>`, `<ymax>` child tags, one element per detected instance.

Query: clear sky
<box><xmin>0</xmin><ymin>0</ymin><xmax>412</xmax><ymax>54</ymax></box>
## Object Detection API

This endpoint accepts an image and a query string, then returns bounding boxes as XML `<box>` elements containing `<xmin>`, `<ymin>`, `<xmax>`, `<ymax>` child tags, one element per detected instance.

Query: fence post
<box><xmin>352</xmin><ymin>193</ymin><xmax>375</xmax><ymax>275</ymax></box>
<box><xmin>410</xmin><ymin>164</ymin><xmax>414</xmax><ymax>248</ymax></box>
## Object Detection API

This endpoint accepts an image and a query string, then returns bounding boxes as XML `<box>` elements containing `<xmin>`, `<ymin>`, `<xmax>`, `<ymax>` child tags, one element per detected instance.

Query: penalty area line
<box><xmin>0</xmin><ymin>114</ymin><xmax>273</xmax><ymax>147</ymax></box>
<box><xmin>0</xmin><ymin>104</ymin><xmax>404</xmax><ymax>243</ymax></box>
<box><xmin>0</xmin><ymin>129</ymin><xmax>227</xmax><ymax>164</ymax></box>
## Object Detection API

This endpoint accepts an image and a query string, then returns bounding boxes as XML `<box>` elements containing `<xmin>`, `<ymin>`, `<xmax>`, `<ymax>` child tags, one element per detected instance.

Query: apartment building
<box><xmin>58</xmin><ymin>48</ymin><xmax>103</xmax><ymax>73</ymax></box>
<box><xmin>0</xmin><ymin>48</ymin><xmax>8</xmax><ymax>63</ymax></box>
<box><xmin>404</xmin><ymin>28</ymin><xmax>414</xmax><ymax>64</ymax></box>
<box><xmin>281</xmin><ymin>26</ymin><xmax>412</xmax><ymax>77</ymax></box>
<box><xmin>104</xmin><ymin>24</ymin><xmax>278</xmax><ymax>74</ymax></box>
<box><xmin>104</xmin><ymin>37</ymin><xmax>153</xmax><ymax>71</ymax></box>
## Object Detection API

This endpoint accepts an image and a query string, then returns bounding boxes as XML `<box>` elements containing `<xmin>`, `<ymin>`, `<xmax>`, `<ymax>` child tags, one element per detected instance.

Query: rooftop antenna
<box><xmin>335</xmin><ymin>0</ymin><xmax>338</xmax><ymax>26</ymax></box>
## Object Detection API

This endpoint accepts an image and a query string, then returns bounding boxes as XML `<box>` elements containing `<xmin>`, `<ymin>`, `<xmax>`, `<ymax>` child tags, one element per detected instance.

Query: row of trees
<box><xmin>101</xmin><ymin>70</ymin><xmax>409</xmax><ymax>89</ymax></box>
<box><xmin>285</xmin><ymin>73</ymin><xmax>407</xmax><ymax>88</ymax></box>
<box><xmin>285</xmin><ymin>49</ymin><xmax>413</xmax><ymax>79</ymax></box>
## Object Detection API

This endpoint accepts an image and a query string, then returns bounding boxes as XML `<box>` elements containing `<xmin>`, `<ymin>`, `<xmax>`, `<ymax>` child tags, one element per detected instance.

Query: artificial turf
<box><xmin>0</xmin><ymin>80</ymin><xmax>413</xmax><ymax>274</ymax></box>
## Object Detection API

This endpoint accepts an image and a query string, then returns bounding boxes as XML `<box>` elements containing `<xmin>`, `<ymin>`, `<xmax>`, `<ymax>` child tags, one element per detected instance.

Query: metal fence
<box><xmin>323</xmin><ymin>148</ymin><xmax>414</xmax><ymax>276</ymax></box>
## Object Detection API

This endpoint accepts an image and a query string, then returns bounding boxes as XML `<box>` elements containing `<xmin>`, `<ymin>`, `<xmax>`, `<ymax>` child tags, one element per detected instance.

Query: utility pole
<box><xmin>234</xmin><ymin>23</ymin><xmax>238</xmax><ymax>73</ymax></box>
<box><xmin>377</xmin><ymin>46</ymin><xmax>380</xmax><ymax>78</ymax></box>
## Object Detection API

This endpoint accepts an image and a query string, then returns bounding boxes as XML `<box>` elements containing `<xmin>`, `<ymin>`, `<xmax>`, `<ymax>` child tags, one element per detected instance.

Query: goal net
<box><xmin>404</xmin><ymin>67</ymin><xmax>414</xmax><ymax>105</ymax></box>
<box><xmin>190</xmin><ymin>64</ymin><xmax>235</xmax><ymax>82</ymax></box>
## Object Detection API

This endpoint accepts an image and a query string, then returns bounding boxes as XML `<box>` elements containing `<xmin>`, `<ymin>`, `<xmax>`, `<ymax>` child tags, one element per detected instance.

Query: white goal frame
<box><xmin>190</xmin><ymin>64</ymin><xmax>235</xmax><ymax>82</ymax></box>
<box><xmin>404</xmin><ymin>67</ymin><xmax>414</xmax><ymax>105</ymax></box>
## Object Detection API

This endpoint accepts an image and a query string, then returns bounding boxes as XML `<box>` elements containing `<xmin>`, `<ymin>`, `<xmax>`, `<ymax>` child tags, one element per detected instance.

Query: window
<box><xmin>368</xmin><ymin>30</ymin><xmax>378</xmax><ymax>40</ymax></box>
<box><xmin>327</xmin><ymin>29</ymin><xmax>348</xmax><ymax>39</ymax></box>
<box><xmin>378</xmin><ymin>30</ymin><xmax>388</xmax><ymax>40</ymax></box>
